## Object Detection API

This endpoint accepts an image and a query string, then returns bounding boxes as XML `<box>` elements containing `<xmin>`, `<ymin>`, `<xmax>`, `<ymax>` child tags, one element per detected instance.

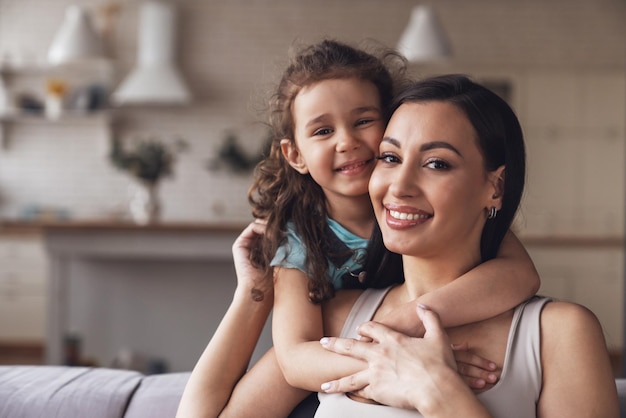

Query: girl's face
<box><xmin>369</xmin><ymin>101</ymin><xmax>503</xmax><ymax>262</ymax></box>
<box><xmin>282</xmin><ymin>78</ymin><xmax>384</xmax><ymax>208</ymax></box>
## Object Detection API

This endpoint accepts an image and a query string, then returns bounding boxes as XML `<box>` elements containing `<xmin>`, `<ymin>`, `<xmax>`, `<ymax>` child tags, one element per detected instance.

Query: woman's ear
<box><xmin>280</xmin><ymin>138</ymin><xmax>309</xmax><ymax>174</ymax></box>
<box><xmin>487</xmin><ymin>166</ymin><xmax>505</xmax><ymax>210</ymax></box>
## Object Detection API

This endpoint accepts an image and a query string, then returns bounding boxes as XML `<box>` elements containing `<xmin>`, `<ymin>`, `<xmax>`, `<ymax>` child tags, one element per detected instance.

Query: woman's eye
<box><xmin>425</xmin><ymin>159</ymin><xmax>450</xmax><ymax>170</ymax></box>
<box><xmin>376</xmin><ymin>153</ymin><xmax>400</xmax><ymax>164</ymax></box>
<box><xmin>313</xmin><ymin>127</ymin><xmax>333</xmax><ymax>136</ymax></box>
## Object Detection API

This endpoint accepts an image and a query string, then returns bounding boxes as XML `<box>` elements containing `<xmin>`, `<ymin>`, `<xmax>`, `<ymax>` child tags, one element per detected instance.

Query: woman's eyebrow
<box><xmin>381</xmin><ymin>136</ymin><xmax>401</xmax><ymax>148</ymax></box>
<box><xmin>381</xmin><ymin>137</ymin><xmax>463</xmax><ymax>158</ymax></box>
<box><xmin>420</xmin><ymin>141</ymin><xmax>462</xmax><ymax>157</ymax></box>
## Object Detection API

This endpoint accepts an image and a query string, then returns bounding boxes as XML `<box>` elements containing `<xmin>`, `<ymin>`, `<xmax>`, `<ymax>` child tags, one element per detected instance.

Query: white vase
<box><xmin>128</xmin><ymin>180</ymin><xmax>161</xmax><ymax>224</ymax></box>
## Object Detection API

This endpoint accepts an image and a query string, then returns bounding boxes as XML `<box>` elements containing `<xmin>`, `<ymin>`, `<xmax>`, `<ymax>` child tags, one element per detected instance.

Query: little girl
<box><xmin>177</xmin><ymin>39</ymin><xmax>540</xmax><ymax>417</ymax></box>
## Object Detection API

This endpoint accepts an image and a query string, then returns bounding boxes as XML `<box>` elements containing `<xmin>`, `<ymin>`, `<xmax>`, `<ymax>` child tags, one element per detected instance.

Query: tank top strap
<box><xmin>339</xmin><ymin>287</ymin><xmax>393</xmax><ymax>339</ymax></box>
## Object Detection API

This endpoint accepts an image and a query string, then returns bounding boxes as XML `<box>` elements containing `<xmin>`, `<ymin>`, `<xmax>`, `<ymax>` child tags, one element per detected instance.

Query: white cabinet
<box><xmin>0</xmin><ymin>234</ymin><xmax>48</xmax><ymax>341</ymax></box>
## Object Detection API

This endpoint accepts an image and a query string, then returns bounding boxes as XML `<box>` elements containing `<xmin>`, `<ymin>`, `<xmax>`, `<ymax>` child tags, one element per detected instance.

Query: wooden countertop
<box><xmin>0</xmin><ymin>219</ymin><xmax>249</xmax><ymax>236</ymax></box>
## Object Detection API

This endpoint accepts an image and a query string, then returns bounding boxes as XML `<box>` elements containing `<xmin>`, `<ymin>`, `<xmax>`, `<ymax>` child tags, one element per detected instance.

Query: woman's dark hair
<box><xmin>249</xmin><ymin>39</ymin><xmax>406</xmax><ymax>303</ymax></box>
<box><xmin>364</xmin><ymin>74</ymin><xmax>526</xmax><ymax>288</ymax></box>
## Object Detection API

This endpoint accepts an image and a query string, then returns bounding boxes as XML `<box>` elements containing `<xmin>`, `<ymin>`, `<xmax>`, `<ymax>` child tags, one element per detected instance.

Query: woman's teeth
<box><xmin>389</xmin><ymin>210</ymin><xmax>430</xmax><ymax>221</ymax></box>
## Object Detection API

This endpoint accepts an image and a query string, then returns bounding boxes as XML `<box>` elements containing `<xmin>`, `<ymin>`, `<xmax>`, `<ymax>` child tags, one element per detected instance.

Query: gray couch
<box><xmin>1</xmin><ymin>365</ymin><xmax>625</xmax><ymax>417</ymax></box>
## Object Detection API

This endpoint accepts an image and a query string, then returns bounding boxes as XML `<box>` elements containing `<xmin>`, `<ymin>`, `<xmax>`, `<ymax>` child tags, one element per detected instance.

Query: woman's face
<box><xmin>369</xmin><ymin>101</ymin><xmax>503</xmax><ymax>261</ymax></box>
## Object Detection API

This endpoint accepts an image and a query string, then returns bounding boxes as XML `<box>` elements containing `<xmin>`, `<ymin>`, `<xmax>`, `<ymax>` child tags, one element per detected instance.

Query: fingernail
<box><xmin>320</xmin><ymin>337</ymin><xmax>329</xmax><ymax>346</ymax></box>
<box><xmin>418</xmin><ymin>303</ymin><xmax>431</xmax><ymax>311</ymax></box>
<box><xmin>321</xmin><ymin>382</ymin><xmax>331</xmax><ymax>391</ymax></box>
<box><xmin>489</xmin><ymin>362</ymin><xmax>497</xmax><ymax>370</ymax></box>
<box><xmin>487</xmin><ymin>373</ymin><xmax>497</xmax><ymax>382</ymax></box>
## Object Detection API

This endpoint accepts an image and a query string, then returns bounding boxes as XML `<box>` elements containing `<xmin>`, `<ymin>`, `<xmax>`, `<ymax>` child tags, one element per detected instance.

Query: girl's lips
<box><xmin>335</xmin><ymin>158</ymin><xmax>372</xmax><ymax>174</ymax></box>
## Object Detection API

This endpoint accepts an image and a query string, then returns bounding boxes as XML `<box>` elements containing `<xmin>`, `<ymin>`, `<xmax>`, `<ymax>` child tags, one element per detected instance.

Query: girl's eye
<box><xmin>355</xmin><ymin>118</ymin><xmax>374</xmax><ymax>127</ymax></box>
<box><xmin>313</xmin><ymin>127</ymin><xmax>333</xmax><ymax>136</ymax></box>
<box><xmin>376</xmin><ymin>153</ymin><xmax>400</xmax><ymax>164</ymax></box>
<box><xmin>425</xmin><ymin>159</ymin><xmax>450</xmax><ymax>170</ymax></box>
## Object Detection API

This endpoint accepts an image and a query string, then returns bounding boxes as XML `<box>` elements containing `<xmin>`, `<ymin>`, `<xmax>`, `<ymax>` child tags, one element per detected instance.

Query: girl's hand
<box><xmin>451</xmin><ymin>342</ymin><xmax>499</xmax><ymax>391</ymax></box>
<box><xmin>319</xmin><ymin>305</ymin><xmax>458</xmax><ymax>411</ymax></box>
<box><xmin>232</xmin><ymin>219</ymin><xmax>271</xmax><ymax>301</ymax></box>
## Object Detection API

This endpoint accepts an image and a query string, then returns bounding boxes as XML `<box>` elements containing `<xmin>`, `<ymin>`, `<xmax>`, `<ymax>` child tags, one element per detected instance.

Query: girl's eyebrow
<box><xmin>381</xmin><ymin>137</ymin><xmax>463</xmax><ymax>157</ymax></box>
<box><xmin>305</xmin><ymin>114</ymin><xmax>329</xmax><ymax>128</ymax></box>
<box><xmin>353</xmin><ymin>106</ymin><xmax>381</xmax><ymax>115</ymax></box>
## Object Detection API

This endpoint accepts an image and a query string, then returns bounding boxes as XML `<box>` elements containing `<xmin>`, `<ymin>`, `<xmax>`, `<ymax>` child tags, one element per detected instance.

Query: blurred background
<box><xmin>0</xmin><ymin>0</ymin><xmax>624</xmax><ymax>375</ymax></box>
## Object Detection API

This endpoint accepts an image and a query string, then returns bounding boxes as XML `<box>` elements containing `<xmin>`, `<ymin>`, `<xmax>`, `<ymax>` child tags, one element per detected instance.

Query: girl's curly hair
<box><xmin>249</xmin><ymin>39</ymin><xmax>407</xmax><ymax>303</ymax></box>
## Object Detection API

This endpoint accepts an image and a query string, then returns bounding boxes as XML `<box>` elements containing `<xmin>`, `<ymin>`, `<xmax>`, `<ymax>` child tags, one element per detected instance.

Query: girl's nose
<box><xmin>335</xmin><ymin>130</ymin><xmax>360</xmax><ymax>152</ymax></box>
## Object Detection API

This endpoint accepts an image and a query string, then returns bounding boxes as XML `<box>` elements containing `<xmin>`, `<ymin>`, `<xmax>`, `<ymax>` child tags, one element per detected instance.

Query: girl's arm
<box><xmin>377</xmin><ymin>230</ymin><xmax>539</xmax><ymax>336</ymax></box>
<box><xmin>176</xmin><ymin>221</ymin><xmax>308</xmax><ymax>418</ymax></box>
<box><xmin>272</xmin><ymin>267</ymin><xmax>365</xmax><ymax>391</ymax></box>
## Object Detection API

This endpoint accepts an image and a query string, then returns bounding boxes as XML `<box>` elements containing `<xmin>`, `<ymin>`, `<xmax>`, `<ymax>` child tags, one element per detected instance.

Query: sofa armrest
<box><xmin>0</xmin><ymin>366</ymin><xmax>143</xmax><ymax>418</ymax></box>
<box><xmin>124</xmin><ymin>372</ymin><xmax>190</xmax><ymax>418</ymax></box>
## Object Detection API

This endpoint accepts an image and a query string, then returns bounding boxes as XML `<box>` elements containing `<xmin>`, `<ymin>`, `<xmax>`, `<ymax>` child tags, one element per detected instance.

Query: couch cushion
<box><xmin>124</xmin><ymin>372</ymin><xmax>190</xmax><ymax>418</ymax></box>
<box><xmin>0</xmin><ymin>366</ymin><xmax>143</xmax><ymax>418</ymax></box>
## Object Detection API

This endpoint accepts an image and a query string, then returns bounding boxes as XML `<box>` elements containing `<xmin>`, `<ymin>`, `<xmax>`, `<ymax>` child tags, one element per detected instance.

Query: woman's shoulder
<box><xmin>540</xmin><ymin>299</ymin><xmax>602</xmax><ymax>333</ymax></box>
<box><xmin>539</xmin><ymin>299</ymin><xmax>606</xmax><ymax>356</ymax></box>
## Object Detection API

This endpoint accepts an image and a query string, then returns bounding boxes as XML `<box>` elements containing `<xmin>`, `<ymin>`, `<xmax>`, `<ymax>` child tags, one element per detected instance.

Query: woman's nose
<box><xmin>389</xmin><ymin>165</ymin><xmax>420</xmax><ymax>198</ymax></box>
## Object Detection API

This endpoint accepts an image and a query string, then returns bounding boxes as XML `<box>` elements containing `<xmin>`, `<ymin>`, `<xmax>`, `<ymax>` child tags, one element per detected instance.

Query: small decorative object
<box><xmin>206</xmin><ymin>131</ymin><xmax>270</xmax><ymax>174</ymax></box>
<box><xmin>45</xmin><ymin>79</ymin><xmax>68</xmax><ymax>120</ymax></box>
<box><xmin>109</xmin><ymin>134</ymin><xmax>187</xmax><ymax>224</ymax></box>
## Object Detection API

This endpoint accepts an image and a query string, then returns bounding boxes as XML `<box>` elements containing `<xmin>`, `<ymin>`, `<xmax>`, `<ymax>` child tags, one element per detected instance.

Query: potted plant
<box><xmin>109</xmin><ymin>134</ymin><xmax>187</xmax><ymax>224</ymax></box>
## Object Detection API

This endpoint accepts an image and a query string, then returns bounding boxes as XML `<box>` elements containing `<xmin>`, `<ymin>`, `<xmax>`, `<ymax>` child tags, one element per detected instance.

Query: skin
<box><xmin>317</xmin><ymin>101</ymin><xmax>619</xmax><ymax>417</ymax></box>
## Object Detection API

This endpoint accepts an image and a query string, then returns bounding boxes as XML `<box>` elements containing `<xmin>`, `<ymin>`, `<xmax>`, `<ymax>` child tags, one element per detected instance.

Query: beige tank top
<box><xmin>315</xmin><ymin>288</ymin><xmax>550</xmax><ymax>418</ymax></box>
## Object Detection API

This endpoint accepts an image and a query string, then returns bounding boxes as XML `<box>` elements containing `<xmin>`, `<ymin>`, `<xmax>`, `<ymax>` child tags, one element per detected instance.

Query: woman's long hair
<box><xmin>364</xmin><ymin>74</ymin><xmax>526</xmax><ymax>288</ymax></box>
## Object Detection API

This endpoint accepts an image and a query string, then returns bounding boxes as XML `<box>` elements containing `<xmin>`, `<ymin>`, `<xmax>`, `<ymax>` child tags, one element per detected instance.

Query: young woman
<box><xmin>315</xmin><ymin>74</ymin><xmax>619</xmax><ymax>417</ymax></box>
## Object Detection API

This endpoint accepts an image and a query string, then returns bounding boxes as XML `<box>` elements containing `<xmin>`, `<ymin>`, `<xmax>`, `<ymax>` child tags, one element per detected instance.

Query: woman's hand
<box><xmin>319</xmin><ymin>305</ymin><xmax>458</xmax><ymax>411</ymax></box>
<box><xmin>232</xmin><ymin>219</ymin><xmax>271</xmax><ymax>301</ymax></box>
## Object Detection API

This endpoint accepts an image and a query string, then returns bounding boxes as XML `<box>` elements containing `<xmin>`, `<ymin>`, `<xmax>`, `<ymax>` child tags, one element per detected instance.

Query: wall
<box><xmin>0</xmin><ymin>0</ymin><xmax>623</xmax><ymax>222</ymax></box>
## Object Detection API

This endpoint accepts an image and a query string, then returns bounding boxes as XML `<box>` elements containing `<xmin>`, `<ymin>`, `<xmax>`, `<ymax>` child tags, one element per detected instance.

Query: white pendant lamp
<box><xmin>111</xmin><ymin>0</ymin><xmax>191</xmax><ymax>106</ymax></box>
<box><xmin>397</xmin><ymin>5</ymin><xmax>452</xmax><ymax>63</ymax></box>
<box><xmin>47</xmin><ymin>5</ymin><xmax>104</xmax><ymax>65</ymax></box>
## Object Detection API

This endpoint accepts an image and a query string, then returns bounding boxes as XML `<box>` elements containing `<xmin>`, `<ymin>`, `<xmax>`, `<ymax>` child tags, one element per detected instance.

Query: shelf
<box><xmin>0</xmin><ymin>110</ymin><xmax>111</xmax><ymax>124</ymax></box>
<box><xmin>520</xmin><ymin>235</ymin><xmax>624</xmax><ymax>248</ymax></box>
<box><xmin>0</xmin><ymin>110</ymin><xmax>112</xmax><ymax>149</ymax></box>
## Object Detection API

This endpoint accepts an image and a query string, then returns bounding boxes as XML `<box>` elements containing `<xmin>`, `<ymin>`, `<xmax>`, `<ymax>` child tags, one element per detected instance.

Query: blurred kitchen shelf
<box><xmin>0</xmin><ymin>59</ymin><xmax>116</xmax><ymax>148</ymax></box>
<box><xmin>0</xmin><ymin>110</ymin><xmax>111</xmax><ymax>123</ymax></box>
<box><xmin>0</xmin><ymin>59</ymin><xmax>115</xmax><ymax>77</ymax></box>
<box><xmin>0</xmin><ymin>110</ymin><xmax>113</xmax><ymax>148</ymax></box>
<box><xmin>520</xmin><ymin>235</ymin><xmax>624</xmax><ymax>248</ymax></box>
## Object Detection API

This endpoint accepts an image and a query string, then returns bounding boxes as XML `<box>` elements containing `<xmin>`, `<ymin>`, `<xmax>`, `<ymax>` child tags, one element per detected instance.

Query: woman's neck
<box><xmin>326</xmin><ymin>194</ymin><xmax>374</xmax><ymax>239</ymax></box>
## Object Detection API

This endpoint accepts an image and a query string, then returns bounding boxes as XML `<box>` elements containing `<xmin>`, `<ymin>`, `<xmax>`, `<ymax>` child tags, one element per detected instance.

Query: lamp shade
<box><xmin>397</xmin><ymin>5</ymin><xmax>452</xmax><ymax>63</ymax></box>
<box><xmin>47</xmin><ymin>5</ymin><xmax>104</xmax><ymax>65</ymax></box>
<box><xmin>111</xmin><ymin>0</ymin><xmax>191</xmax><ymax>105</ymax></box>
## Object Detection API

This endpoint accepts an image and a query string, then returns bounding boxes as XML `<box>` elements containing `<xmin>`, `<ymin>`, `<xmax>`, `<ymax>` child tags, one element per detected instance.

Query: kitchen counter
<box><xmin>3</xmin><ymin>218</ymin><xmax>270</xmax><ymax>371</ymax></box>
<box><xmin>0</xmin><ymin>219</ymin><xmax>249</xmax><ymax>235</ymax></box>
